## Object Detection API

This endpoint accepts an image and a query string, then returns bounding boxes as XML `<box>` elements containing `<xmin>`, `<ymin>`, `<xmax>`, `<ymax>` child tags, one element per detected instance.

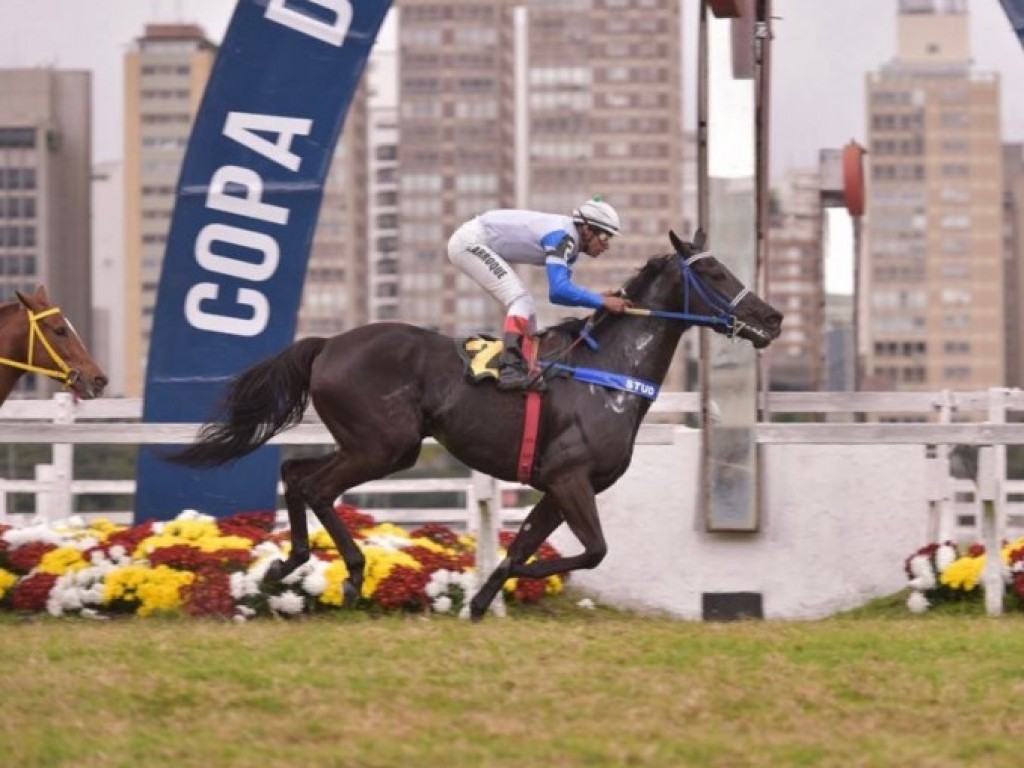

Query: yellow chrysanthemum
<box><xmin>362</xmin><ymin>523</ymin><xmax>412</xmax><ymax>540</ymax></box>
<box><xmin>546</xmin><ymin>575</ymin><xmax>564</xmax><ymax>595</ymax></box>
<box><xmin>37</xmin><ymin>546</ymin><xmax>89</xmax><ymax>576</ymax></box>
<box><xmin>309</xmin><ymin>529</ymin><xmax>337</xmax><ymax>551</ymax></box>
<box><xmin>940</xmin><ymin>556</ymin><xmax>985</xmax><ymax>592</ymax></box>
<box><xmin>102</xmin><ymin>565</ymin><xmax>195</xmax><ymax>616</ymax></box>
<box><xmin>409</xmin><ymin>537</ymin><xmax>446</xmax><ymax>554</ymax></box>
<box><xmin>361</xmin><ymin>546</ymin><xmax>421</xmax><ymax>598</ymax></box>
<box><xmin>160</xmin><ymin>518</ymin><xmax>220</xmax><ymax>541</ymax></box>
<box><xmin>88</xmin><ymin>519</ymin><xmax>127</xmax><ymax>542</ymax></box>
<box><xmin>319</xmin><ymin>559</ymin><xmax>352</xmax><ymax>606</ymax></box>
<box><xmin>192</xmin><ymin>535</ymin><xmax>254</xmax><ymax>553</ymax></box>
<box><xmin>0</xmin><ymin>568</ymin><xmax>17</xmax><ymax>601</ymax></box>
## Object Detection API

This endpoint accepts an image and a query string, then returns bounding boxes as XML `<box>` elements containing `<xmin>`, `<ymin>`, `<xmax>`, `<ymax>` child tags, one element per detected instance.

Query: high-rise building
<box><xmin>396</xmin><ymin>0</ymin><xmax>517</xmax><ymax>337</ymax></box>
<box><xmin>767</xmin><ymin>168</ymin><xmax>825</xmax><ymax>390</ymax></box>
<box><xmin>0</xmin><ymin>68</ymin><xmax>93</xmax><ymax>397</ymax></box>
<box><xmin>523</xmin><ymin>0</ymin><xmax>683</xmax><ymax>328</ymax></box>
<box><xmin>123</xmin><ymin>24</ymin><xmax>216</xmax><ymax>397</ymax></box>
<box><xmin>92</xmin><ymin>160</ymin><xmax>125</xmax><ymax>395</ymax></box>
<box><xmin>1003</xmin><ymin>143</ymin><xmax>1024</xmax><ymax>388</ymax></box>
<box><xmin>864</xmin><ymin>0</ymin><xmax>1003</xmax><ymax>390</ymax></box>
<box><xmin>296</xmin><ymin>84</ymin><xmax>370</xmax><ymax>337</ymax></box>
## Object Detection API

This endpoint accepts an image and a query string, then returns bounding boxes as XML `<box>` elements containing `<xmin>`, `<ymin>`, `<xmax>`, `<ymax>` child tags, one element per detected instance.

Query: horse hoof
<box><xmin>342</xmin><ymin>580</ymin><xmax>360</xmax><ymax>607</ymax></box>
<box><xmin>262</xmin><ymin>559</ymin><xmax>287</xmax><ymax>585</ymax></box>
<box><xmin>468</xmin><ymin>599</ymin><xmax>488</xmax><ymax>623</ymax></box>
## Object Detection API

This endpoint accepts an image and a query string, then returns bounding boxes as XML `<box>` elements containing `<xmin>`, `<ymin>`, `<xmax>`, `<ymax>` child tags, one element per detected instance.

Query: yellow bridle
<box><xmin>0</xmin><ymin>306</ymin><xmax>74</xmax><ymax>386</ymax></box>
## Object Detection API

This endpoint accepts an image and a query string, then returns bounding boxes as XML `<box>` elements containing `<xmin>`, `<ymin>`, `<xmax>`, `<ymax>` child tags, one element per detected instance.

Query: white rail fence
<box><xmin>4</xmin><ymin>389</ymin><xmax>1024</xmax><ymax>545</ymax></box>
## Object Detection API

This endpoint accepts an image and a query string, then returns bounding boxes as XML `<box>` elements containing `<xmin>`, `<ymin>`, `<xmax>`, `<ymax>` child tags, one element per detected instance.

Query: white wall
<box><xmin>552</xmin><ymin>427</ymin><xmax>926</xmax><ymax>620</ymax></box>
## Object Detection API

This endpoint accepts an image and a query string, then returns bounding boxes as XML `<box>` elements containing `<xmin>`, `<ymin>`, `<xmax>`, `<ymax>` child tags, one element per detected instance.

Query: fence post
<box><xmin>977</xmin><ymin>445</ymin><xmax>1004</xmax><ymax>616</ymax></box>
<box><xmin>51</xmin><ymin>392</ymin><xmax>75</xmax><ymax>520</ymax></box>
<box><xmin>35</xmin><ymin>463</ymin><xmax>57</xmax><ymax>522</ymax></box>
<box><xmin>927</xmin><ymin>389</ymin><xmax>956</xmax><ymax>542</ymax></box>
<box><xmin>468</xmin><ymin>470</ymin><xmax>505</xmax><ymax>618</ymax></box>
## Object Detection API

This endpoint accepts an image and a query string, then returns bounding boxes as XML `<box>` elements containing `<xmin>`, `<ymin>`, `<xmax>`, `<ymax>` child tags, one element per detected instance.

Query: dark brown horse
<box><xmin>170</xmin><ymin>231</ymin><xmax>782</xmax><ymax>619</ymax></box>
<box><xmin>0</xmin><ymin>286</ymin><xmax>108</xmax><ymax>405</ymax></box>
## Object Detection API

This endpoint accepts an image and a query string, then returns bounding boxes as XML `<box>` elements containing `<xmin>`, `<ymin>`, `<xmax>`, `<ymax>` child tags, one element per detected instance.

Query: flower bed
<box><xmin>902</xmin><ymin>537</ymin><xmax>1024</xmax><ymax>613</ymax></box>
<box><xmin>0</xmin><ymin>506</ymin><xmax>566</xmax><ymax>620</ymax></box>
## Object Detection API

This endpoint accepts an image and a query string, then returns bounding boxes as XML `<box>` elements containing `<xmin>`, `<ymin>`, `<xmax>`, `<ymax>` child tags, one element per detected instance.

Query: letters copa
<box><xmin>184</xmin><ymin>0</ymin><xmax>355</xmax><ymax>337</ymax></box>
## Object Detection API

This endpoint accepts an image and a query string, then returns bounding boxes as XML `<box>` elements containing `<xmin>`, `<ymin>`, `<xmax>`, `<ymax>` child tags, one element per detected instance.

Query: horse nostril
<box><xmin>95</xmin><ymin>375</ymin><xmax>109</xmax><ymax>390</ymax></box>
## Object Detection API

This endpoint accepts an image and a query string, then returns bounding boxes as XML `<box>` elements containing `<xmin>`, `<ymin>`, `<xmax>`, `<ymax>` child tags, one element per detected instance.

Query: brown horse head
<box><xmin>11</xmin><ymin>286</ymin><xmax>108</xmax><ymax>399</ymax></box>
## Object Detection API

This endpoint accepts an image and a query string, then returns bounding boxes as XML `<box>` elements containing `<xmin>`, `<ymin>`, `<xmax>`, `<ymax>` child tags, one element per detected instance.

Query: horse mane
<box><xmin>544</xmin><ymin>252</ymin><xmax>674</xmax><ymax>337</ymax></box>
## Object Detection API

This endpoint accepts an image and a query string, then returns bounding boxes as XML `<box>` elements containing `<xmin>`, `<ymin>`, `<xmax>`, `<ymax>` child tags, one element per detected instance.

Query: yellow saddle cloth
<box><xmin>457</xmin><ymin>335</ymin><xmax>504</xmax><ymax>382</ymax></box>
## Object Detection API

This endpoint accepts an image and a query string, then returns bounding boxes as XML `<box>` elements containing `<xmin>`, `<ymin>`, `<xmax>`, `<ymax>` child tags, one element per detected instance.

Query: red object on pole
<box><xmin>708</xmin><ymin>0</ymin><xmax>743</xmax><ymax>18</ymax></box>
<box><xmin>842</xmin><ymin>141</ymin><xmax>866</xmax><ymax>217</ymax></box>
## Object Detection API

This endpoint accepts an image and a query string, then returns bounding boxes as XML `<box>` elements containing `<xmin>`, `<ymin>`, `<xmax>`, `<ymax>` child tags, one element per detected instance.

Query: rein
<box><xmin>0</xmin><ymin>306</ymin><xmax>76</xmax><ymax>386</ymax></box>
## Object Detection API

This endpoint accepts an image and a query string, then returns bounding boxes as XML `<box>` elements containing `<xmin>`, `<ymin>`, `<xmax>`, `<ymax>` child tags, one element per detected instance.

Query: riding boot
<box><xmin>497</xmin><ymin>332</ymin><xmax>546</xmax><ymax>392</ymax></box>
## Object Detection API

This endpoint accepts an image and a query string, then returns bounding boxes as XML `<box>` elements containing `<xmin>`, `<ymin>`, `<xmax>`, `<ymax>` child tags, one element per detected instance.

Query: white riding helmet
<box><xmin>572</xmin><ymin>197</ymin><xmax>621</xmax><ymax>236</ymax></box>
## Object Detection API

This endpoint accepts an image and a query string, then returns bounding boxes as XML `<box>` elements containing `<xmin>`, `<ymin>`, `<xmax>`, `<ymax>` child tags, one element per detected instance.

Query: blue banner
<box><xmin>136</xmin><ymin>0</ymin><xmax>392</xmax><ymax>522</ymax></box>
<box><xmin>999</xmin><ymin>0</ymin><xmax>1024</xmax><ymax>50</ymax></box>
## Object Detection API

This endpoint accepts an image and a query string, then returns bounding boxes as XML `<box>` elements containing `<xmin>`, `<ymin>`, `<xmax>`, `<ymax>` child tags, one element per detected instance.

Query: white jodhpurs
<box><xmin>447</xmin><ymin>219</ymin><xmax>537</xmax><ymax>328</ymax></box>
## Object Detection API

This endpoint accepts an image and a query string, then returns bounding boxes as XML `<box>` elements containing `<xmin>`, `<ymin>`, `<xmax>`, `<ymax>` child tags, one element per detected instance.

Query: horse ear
<box><xmin>668</xmin><ymin>229</ymin><xmax>686</xmax><ymax>253</ymax></box>
<box><xmin>14</xmin><ymin>290</ymin><xmax>29</xmax><ymax>309</ymax></box>
<box><xmin>33</xmin><ymin>285</ymin><xmax>49</xmax><ymax>304</ymax></box>
<box><xmin>693</xmin><ymin>229</ymin><xmax>707</xmax><ymax>251</ymax></box>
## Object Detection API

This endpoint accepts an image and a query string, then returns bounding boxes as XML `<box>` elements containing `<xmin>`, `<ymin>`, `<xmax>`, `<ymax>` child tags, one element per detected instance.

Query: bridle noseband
<box><xmin>0</xmin><ymin>306</ymin><xmax>78</xmax><ymax>387</ymax></box>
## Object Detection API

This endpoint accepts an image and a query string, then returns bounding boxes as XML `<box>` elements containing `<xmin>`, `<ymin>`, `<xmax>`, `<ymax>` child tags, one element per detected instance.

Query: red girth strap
<box><xmin>517</xmin><ymin>390</ymin><xmax>543</xmax><ymax>484</ymax></box>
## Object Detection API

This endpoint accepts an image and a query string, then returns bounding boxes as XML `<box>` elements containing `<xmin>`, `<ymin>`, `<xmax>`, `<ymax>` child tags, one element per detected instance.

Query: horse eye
<box><xmin>54</xmin><ymin>326</ymin><xmax>68</xmax><ymax>337</ymax></box>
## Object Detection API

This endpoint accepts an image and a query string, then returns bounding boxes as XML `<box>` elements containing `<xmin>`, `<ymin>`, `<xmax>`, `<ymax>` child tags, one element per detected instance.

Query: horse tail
<box><xmin>167</xmin><ymin>337</ymin><xmax>328</xmax><ymax>468</ymax></box>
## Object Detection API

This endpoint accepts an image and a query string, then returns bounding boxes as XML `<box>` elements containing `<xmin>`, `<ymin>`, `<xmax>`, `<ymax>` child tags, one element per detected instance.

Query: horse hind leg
<box><xmin>297</xmin><ymin>441</ymin><xmax>423</xmax><ymax>603</ymax></box>
<box><xmin>262</xmin><ymin>454</ymin><xmax>329</xmax><ymax>585</ymax></box>
<box><xmin>469</xmin><ymin>494</ymin><xmax>563</xmax><ymax>621</ymax></box>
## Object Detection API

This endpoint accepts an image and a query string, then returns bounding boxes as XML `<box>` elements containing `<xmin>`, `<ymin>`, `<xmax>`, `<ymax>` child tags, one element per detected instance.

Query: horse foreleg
<box><xmin>509</xmin><ymin>473</ymin><xmax>606</xmax><ymax>580</ymax></box>
<box><xmin>263</xmin><ymin>455</ymin><xmax>322</xmax><ymax>585</ymax></box>
<box><xmin>469</xmin><ymin>495</ymin><xmax>563</xmax><ymax>621</ymax></box>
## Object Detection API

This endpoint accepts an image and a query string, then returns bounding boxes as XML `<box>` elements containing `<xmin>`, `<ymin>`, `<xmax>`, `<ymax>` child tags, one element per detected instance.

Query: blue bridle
<box><xmin>578</xmin><ymin>250</ymin><xmax>751</xmax><ymax>351</ymax></box>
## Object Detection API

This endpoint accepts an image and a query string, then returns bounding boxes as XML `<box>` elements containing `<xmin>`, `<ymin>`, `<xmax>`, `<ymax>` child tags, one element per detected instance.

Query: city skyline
<box><xmin>0</xmin><ymin>1</ymin><xmax>1020</xmax><ymax>181</ymax></box>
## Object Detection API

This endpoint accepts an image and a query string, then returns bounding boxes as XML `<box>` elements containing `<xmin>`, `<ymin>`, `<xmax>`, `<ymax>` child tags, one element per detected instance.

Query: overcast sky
<box><xmin>0</xmin><ymin>0</ymin><xmax>1021</xmax><ymax>181</ymax></box>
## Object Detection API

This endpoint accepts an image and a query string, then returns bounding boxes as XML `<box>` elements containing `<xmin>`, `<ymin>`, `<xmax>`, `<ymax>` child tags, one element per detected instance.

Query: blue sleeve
<box><xmin>546</xmin><ymin>262</ymin><xmax>605</xmax><ymax>309</ymax></box>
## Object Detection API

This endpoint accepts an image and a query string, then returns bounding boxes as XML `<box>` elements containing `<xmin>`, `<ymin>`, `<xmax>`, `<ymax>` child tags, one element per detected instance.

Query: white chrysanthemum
<box><xmin>108</xmin><ymin>544</ymin><xmax>128</xmax><ymax>563</ymax></box>
<box><xmin>906</xmin><ymin>591</ymin><xmax>930</xmax><ymax>614</ymax></box>
<box><xmin>908</xmin><ymin>555</ymin><xmax>933</xmax><ymax>580</ymax></box>
<box><xmin>362</xmin><ymin>534</ymin><xmax>410</xmax><ymax>552</ymax></box>
<box><xmin>230</xmin><ymin>570</ymin><xmax>261</xmax><ymax>600</ymax></box>
<box><xmin>177</xmin><ymin>509</ymin><xmax>214</xmax><ymax>523</ymax></box>
<box><xmin>908</xmin><ymin>574</ymin><xmax>936</xmax><ymax>591</ymax></box>
<box><xmin>80</xmin><ymin>607</ymin><xmax>108</xmax><ymax>621</ymax></box>
<box><xmin>302</xmin><ymin>565</ymin><xmax>329</xmax><ymax>597</ymax></box>
<box><xmin>236</xmin><ymin>605</ymin><xmax>256</xmax><ymax>618</ymax></box>
<box><xmin>935</xmin><ymin>544</ymin><xmax>958</xmax><ymax>571</ymax></box>
<box><xmin>425</xmin><ymin>570</ymin><xmax>451</xmax><ymax>598</ymax></box>
<box><xmin>252</xmin><ymin>541</ymin><xmax>284</xmax><ymax>560</ymax></box>
<box><xmin>3</xmin><ymin>523</ymin><xmax>63</xmax><ymax>548</ymax></box>
<box><xmin>577</xmin><ymin>598</ymin><xmax>596</xmax><ymax>610</ymax></box>
<box><xmin>152</xmin><ymin>522</ymin><xmax>166</xmax><ymax>534</ymax></box>
<box><xmin>432</xmin><ymin>595</ymin><xmax>453</xmax><ymax>614</ymax></box>
<box><xmin>452</xmin><ymin>571</ymin><xmax>476</xmax><ymax>592</ymax></box>
<box><xmin>268</xmin><ymin>590</ymin><xmax>305</xmax><ymax>615</ymax></box>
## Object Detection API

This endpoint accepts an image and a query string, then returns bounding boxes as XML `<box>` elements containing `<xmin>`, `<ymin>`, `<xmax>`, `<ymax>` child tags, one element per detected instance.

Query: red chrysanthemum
<box><xmin>182</xmin><ymin>571</ymin><xmax>236</xmax><ymax>618</ymax></box>
<box><xmin>10</xmin><ymin>572</ymin><xmax>58</xmax><ymax>612</ymax></box>
<box><xmin>404</xmin><ymin>545</ymin><xmax>473</xmax><ymax>574</ymax></box>
<box><xmin>374</xmin><ymin>565</ymin><xmax>431</xmax><ymax>611</ymax></box>
<box><xmin>409</xmin><ymin>523</ymin><xmax>463</xmax><ymax>551</ymax></box>
<box><xmin>6</xmin><ymin>541</ymin><xmax>58</xmax><ymax>575</ymax></box>
<box><xmin>335</xmin><ymin>504</ymin><xmax>377</xmax><ymax>538</ymax></box>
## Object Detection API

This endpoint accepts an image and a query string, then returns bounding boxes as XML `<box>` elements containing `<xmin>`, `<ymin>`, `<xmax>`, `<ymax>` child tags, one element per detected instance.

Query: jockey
<box><xmin>447</xmin><ymin>196</ymin><xmax>632</xmax><ymax>391</ymax></box>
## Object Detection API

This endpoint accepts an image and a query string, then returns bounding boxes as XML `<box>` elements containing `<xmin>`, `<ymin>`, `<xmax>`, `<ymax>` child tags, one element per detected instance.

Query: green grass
<box><xmin>1</xmin><ymin>592</ymin><xmax>1021</xmax><ymax>768</ymax></box>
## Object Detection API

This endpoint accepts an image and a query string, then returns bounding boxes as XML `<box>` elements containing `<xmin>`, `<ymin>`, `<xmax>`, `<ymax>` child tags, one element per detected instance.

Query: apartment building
<box><xmin>864</xmin><ymin>0</ymin><xmax>1003</xmax><ymax>390</ymax></box>
<box><xmin>0</xmin><ymin>68</ymin><xmax>93</xmax><ymax>396</ymax></box>
<box><xmin>123</xmin><ymin>24</ymin><xmax>216</xmax><ymax>397</ymax></box>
